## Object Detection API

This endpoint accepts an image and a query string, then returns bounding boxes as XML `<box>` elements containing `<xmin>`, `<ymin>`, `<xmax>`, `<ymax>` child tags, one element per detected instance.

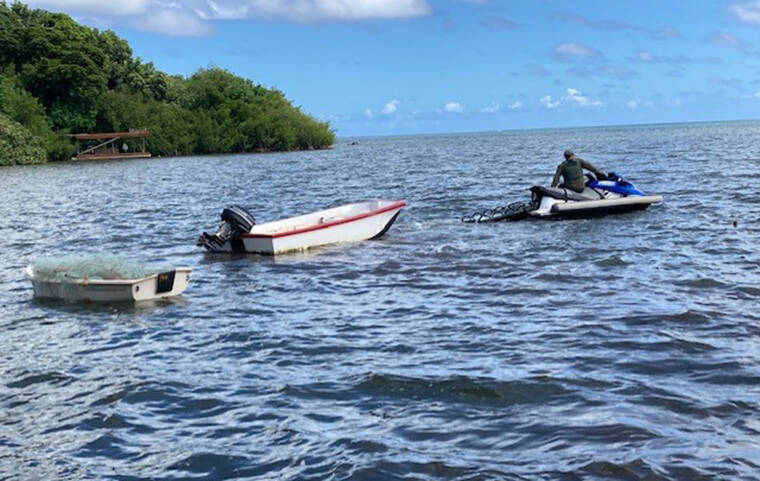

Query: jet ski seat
<box><xmin>530</xmin><ymin>186</ymin><xmax>600</xmax><ymax>202</ymax></box>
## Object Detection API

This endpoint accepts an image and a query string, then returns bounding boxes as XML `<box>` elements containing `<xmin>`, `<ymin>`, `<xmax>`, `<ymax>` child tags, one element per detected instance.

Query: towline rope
<box><xmin>461</xmin><ymin>201</ymin><xmax>532</xmax><ymax>223</ymax></box>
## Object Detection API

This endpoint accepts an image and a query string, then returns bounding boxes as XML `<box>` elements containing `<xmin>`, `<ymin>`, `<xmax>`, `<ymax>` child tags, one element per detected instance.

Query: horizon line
<box><xmin>336</xmin><ymin>117</ymin><xmax>760</xmax><ymax>140</ymax></box>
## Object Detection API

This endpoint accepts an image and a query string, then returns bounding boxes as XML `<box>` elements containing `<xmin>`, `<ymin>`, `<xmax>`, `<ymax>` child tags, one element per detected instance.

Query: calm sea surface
<box><xmin>1</xmin><ymin>121</ymin><xmax>759</xmax><ymax>480</ymax></box>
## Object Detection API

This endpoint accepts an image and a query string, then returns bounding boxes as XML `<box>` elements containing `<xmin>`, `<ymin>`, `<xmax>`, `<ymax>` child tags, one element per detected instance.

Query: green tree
<box><xmin>184</xmin><ymin>68</ymin><xmax>334</xmax><ymax>152</ymax></box>
<box><xmin>96</xmin><ymin>89</ymin><xmax>195</xmax><ymax>156</ymax></box>
<box><xmin>0</xmin><ymin>72</ymin><xmax>74</xmax><ymax>161</ymax></box>
<box><xmin>0</xmin><ymin>2</ymin><xmax>334</xmax><ymax>165</ymax></box>
<box><xmin>0</xmin><ymin>113</ymin><xmax>47</xmax><ymax>165</ymax></box>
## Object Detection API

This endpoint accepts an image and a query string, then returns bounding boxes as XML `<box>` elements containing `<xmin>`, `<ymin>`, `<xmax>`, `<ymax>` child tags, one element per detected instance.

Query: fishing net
<box><xmin>461</xmin><ymin>202</ymin><xmax>532</xmax><ymax>223</ymax></box>
<box><xmin>30</xmin><ymin>253</ymin><xmax>167</xmax><ymax>282</ymax></box>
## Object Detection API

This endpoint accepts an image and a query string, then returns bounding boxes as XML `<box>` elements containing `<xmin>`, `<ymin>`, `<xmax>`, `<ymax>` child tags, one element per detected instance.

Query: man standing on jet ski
<box><xmin>551</xmin><ymin>149</ymin><xmax>606</xmax><ymax>193</ymax></box>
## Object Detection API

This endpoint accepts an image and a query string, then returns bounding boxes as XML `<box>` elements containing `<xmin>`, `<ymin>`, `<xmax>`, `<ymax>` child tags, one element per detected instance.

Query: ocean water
<box><xmin>1</xmin><ymin>121</ymin><xmax>759</xmax><ymax>480</ymax></box>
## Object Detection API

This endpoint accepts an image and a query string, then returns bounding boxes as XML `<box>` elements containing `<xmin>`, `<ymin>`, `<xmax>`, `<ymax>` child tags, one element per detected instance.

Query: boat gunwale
<box><xmin>242</xmin><ymin>200</ymin><xmax>406</xmax><ymax>239</ymax></box>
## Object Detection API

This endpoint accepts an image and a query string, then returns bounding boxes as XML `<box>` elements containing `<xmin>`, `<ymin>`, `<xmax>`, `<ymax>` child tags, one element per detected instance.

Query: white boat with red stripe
<box><xmin>198</xmin><ymin>200</ymin><xmax>406</xmax><ymax>255</ymax></box>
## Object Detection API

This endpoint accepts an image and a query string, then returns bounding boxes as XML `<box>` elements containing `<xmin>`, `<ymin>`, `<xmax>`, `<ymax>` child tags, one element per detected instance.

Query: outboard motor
<box><xmin>197</xmin><ymin>205</ymin><xmax>256</xmax><ymax>252</ymax></box>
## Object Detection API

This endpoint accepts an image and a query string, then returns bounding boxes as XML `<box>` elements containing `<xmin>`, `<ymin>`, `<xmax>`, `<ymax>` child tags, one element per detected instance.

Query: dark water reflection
<box><xmin>1</xmin><ymin>121</ymin><xmax>760</xmax><ymax>480</ymax></box>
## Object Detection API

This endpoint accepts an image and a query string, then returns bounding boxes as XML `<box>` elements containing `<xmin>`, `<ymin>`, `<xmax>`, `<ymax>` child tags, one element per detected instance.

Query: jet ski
<box><xmin>462</xmin><ymin>172</ymin><xmax>662</xmax><ymax>223</ymax></box>
<box><xmin>528</xmin><ymin>172</ymin><xmax>662</xmax><ymax>219</ymax></box>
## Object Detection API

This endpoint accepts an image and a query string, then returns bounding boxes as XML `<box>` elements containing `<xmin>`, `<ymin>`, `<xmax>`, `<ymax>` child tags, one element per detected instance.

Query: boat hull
<box><xmin>241</xmin><ymin>201</ymin><xmax>404</xmax><ymax>254</ymax></box>
<box><xmin>25</xmin><ymin>266</ymin><xmax>192</xmax><ymax>302</ymax></box>
<box><xmin>204</xmin><ymin>200</ymin><xmax>406</xmax><ymax>255</ymax></box>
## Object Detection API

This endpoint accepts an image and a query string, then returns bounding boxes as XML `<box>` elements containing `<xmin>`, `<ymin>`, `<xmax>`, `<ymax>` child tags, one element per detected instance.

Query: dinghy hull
<box><xmin>25</xmin><ymin>266</ymin><xmax>192</xmax><ymax>302</ymax></box>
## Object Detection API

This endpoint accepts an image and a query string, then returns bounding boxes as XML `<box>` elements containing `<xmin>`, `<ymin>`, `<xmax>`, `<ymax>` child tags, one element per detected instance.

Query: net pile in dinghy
<box><xmin>30</xmin><ymin>254</ymin><xmax>168</xmax><ymax>282</ymax></box>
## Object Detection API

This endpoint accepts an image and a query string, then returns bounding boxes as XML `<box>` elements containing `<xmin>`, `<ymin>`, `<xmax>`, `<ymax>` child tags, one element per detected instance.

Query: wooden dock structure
<box><xmin>72</xmin><ymin>130</ymin><xmax>151</xmax><ymax>161</ymax></box>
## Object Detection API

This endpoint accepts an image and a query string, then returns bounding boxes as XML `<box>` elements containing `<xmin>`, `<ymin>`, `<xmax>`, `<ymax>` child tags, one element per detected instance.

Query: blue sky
<box><xmin>25</xmin><ymin>0</ymin><xmax>760</xmax><ymax>136</ymax></box>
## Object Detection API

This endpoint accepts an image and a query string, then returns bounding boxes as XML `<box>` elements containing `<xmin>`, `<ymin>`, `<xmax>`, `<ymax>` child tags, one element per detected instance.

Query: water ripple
<box><xmin>1</xmin><ymin>123</ymin><xmax>760</xmax><ymax>480</ymax></box>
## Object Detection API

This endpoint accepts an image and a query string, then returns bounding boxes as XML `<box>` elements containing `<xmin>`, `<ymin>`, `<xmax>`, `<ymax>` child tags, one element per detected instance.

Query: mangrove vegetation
<box><xmin>0</xmin><ymin>1</ymin><xmax>335</xmax><ymax>166</ymax></box>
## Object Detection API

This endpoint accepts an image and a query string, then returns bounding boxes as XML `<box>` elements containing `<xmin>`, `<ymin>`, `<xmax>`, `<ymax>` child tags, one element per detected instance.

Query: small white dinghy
<box><xmin>198</xmin><ymin>200</ymin><xmax>406</xmax><ymax>255</ymax></box>
<box><xmin>24</xmin><ymin>254</ymin><xmax>191</xmax><ymax>302</ymax></box>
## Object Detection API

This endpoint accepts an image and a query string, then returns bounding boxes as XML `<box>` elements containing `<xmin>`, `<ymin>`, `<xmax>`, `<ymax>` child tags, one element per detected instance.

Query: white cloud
<box><xmin>565</xmin><ymin>88</ymin><xmax>603</xmax><ymax>107</ymax></box>
<box><xmin>732</xmin><ymin>1</ymin><xmax>760</xmax><ymax>24</ymax></box>
<box><xmin>480</xmin><ymin>16</ymin><xmax>517</xmax><ymax>31</ymax></box>
<box><xmin>382</xmin><ymin>99</ymin><xmax>400</xmax><ymax>114</ymax></box>
<box><xmin>25</xmin><ymin>0</ymin><xmax>433</xmax><ymax>36</ymax></box>
<box><xmin>540</xmin><ymin>95</ymin><xmax>561</xmax><ymax>109</ymax></box>
<box><xmin>199</xmin><ymin>0</ymin><xmax>432</xmax><ymax>22</ymax></box>
<box><xmin>554</xmin><ymin>42</ymin><xmax>601</xmax><ymax>61</ymax></box>
<box><xmin>627</xmin><ymin>99</ymin><xmax>640</xmax><ymax>109</ymax></box>
<box><xmin>443</xmin><ymin>101</ymin><xmax>464</xmax><ymax>113</ymax></box>
<box><xmin>508</xmin><ymin>101</ymin><xmax>522</xmax><ymax>110</ymax></box>
<box><xmin>710</xmin><ymin>31</ymin><xmax>742</xmax><ymax>48</ymax></box>
<box><xmin>26</xmin><ymin>0</ymin><xmax>149</xmax><ymax>16</ymax></box>
<box><xmin>139</xmin><ymin>8</ymin><xmax>213</xmax><ymax>36</ymax></box>
<box><xmin>480</xmin><ymin>102</ymin><xmax>500</xmax><ymax>113</ymax></box>
<box><xmin>556</xmin><ymin>43</ymin><xmax>593</xmax><ymax>56</ymax></box>
<box><xmin>540</xmin><ymin>89</ymin><xmax>602</xmax><ymax>109</ymax></box>
<box><xmin>754</xmin><ymin>91</ymin><xmax>760</xmax><ymax>99</ymax></box>
<box><xmin>364</xmin><ymin>108</ymin><xmax>373</xmax><ymax>118</ymax></box>
<box><xmin>637</xmin><ymin>51</ymin><xmax>655</xmax><ymax>62</ymax></box>
<box><xmin>26</xmin><ymin>0</ymin><xmax>212</xmax><ymax>36</ymax></box>
<box><xmin>197</xmin><ymin>0</ymin><xmax>249</xmax><ymax>19</ymax></box>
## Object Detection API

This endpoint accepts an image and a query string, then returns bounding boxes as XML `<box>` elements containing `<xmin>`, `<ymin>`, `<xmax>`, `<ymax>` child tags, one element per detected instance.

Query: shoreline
<box><xmin>0</xmin><ymin>145</ymin><xmax>336</xmax><ymax>167</ymax></box>
<box><xmin>5</xmin><ymin>117</ymin><xmax>758</xmax><ymax>167</ymax></box>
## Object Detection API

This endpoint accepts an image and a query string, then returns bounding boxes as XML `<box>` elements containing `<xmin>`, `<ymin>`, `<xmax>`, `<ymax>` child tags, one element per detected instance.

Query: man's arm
<box><xmin>579</xmin><ymin>158</ymin><xmax>605</xmax><ymax>177</ymax></box>
<box><xmin>551</xmin><ymin>164</ymin><xmax>562</xmax><ymax>187</ymax></box>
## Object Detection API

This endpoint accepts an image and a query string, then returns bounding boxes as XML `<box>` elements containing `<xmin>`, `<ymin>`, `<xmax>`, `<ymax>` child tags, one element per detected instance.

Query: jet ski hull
<box><xmin>528</xmin><ymin>176</ymin><xmax>662</xmax><ymax>219</ymax></box>
<box><xmin>536</xmin><ymin>195</ymin><xmax>663</xmax><ymax>219</ymax></box>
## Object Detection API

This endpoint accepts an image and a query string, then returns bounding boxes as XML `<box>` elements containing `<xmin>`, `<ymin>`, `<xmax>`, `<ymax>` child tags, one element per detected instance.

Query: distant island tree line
<box><xmin>0</xmin><ymin>2</ymin><xmax>335</xmax><ymax>166</ymax></box>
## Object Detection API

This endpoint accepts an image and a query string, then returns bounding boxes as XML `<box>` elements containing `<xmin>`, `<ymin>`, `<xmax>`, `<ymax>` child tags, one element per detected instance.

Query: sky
<box><xmin>23</xmin><ymin>0</ymin><xmax>760</xmax><ymax>137</ymax></box>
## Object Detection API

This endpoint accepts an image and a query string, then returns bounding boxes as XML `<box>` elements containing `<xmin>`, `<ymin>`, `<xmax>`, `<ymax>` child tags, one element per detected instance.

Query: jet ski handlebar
<box><xmin>586</xmin><ymin>171</ymin><xmax>625</xmax><ymax>183</ymax></box>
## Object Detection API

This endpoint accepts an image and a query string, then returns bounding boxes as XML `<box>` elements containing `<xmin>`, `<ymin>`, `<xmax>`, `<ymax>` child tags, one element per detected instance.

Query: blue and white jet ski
<box><xmin>528</xmin><ymin>172</ymin><xmax>662</xmax><ymax>219</ymax></box>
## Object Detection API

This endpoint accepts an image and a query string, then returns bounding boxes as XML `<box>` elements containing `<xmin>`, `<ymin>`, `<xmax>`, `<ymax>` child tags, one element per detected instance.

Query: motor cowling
<box><xmin>197</xmin><ymin>205</ymin><xmax>256</xmax><ymax>252</ymax></box>
<box><xmin>221</xmin><ymin>205</ymin><xmax>256</xmax><ymax>233</ymax></box>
